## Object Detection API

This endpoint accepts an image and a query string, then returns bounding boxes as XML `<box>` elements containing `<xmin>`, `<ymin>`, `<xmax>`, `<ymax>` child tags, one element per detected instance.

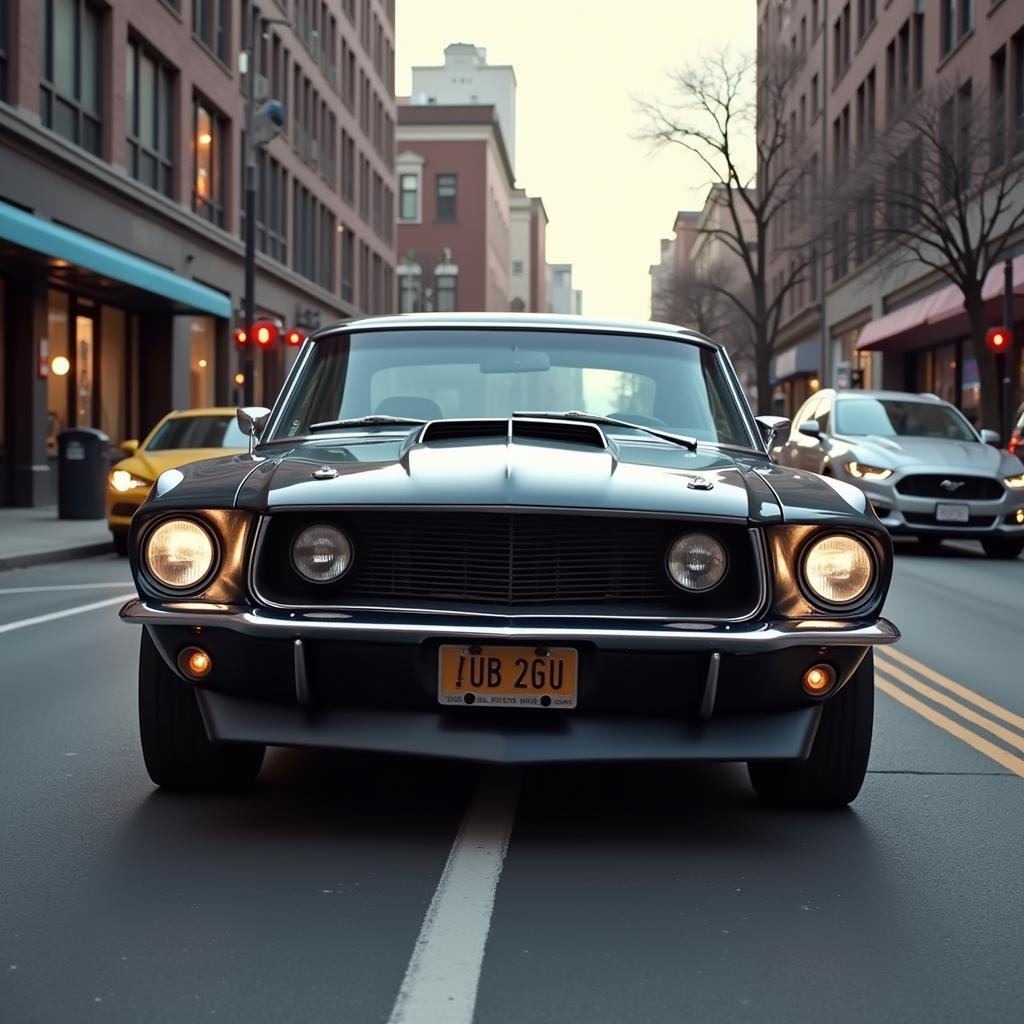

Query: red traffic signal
<box><xmin>284</xmin><ymin>328</ymin><xmax>305</xmax><ymax>346</ymax></box>
<box><xmin>986</xmin><ymin>326</ymin><xmax>1011</xmax><ymax>353</ymax></box>
<box><xmin>233</xmin><ymin>327</ymin><xmax>248</xmax><ymax>347</ymax></box>
<box><xmin>253</xmin><ymin>320</ymin><xmax>278</xmax><ymax>348</ymax></box>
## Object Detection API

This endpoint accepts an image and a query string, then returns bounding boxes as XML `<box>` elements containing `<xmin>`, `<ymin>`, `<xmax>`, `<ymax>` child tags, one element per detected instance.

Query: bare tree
<box><xmin>828</xmin><ymin>83</ymin><xmax>1024</xmax><ymax>429</ymax></box>
<box><xmin>638</xmin><ymin>50</ymin><xmax>812</xmax><ymax>414</ymax></box>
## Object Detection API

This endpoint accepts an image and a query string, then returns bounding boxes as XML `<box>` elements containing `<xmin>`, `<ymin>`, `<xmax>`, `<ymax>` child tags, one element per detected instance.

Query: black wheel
<box><xmin>138</xmin><ymin>629</ymin><xmax>264</xmax><ymax>792</ymax></box>
<box><xmin>112</xmin><ymin>531</ymin><xmax>129</xmax><ymax>557</ymax></box>
<box><xmin>981</xmin><ymin>538</ymin><xmax>1023</xmax><ymax>560</ymax></box>
<box><xmin>748</xmin><ymin>650</ymin><xmax>874</xmax><ymax>809</ymax></box>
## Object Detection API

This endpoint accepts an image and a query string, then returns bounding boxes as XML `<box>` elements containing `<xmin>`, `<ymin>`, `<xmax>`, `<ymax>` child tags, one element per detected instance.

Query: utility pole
<box><xmin>818</xmin><ymin>0</ymin><xmax>830</xmax><ymax>391</ymax></box>
<box><xmin>1003</xmin><ymin>258</ymin><xmax>1015</xmax><ymax>443</ymax></box>
<box><xmin>241</xmin><ymin>4</ymin><xmax>288</xmax><ymax>406</ymax></box>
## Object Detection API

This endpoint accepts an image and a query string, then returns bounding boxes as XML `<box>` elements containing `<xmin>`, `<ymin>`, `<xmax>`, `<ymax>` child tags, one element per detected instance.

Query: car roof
<box><xmin>828</xmin><ymin>389</ymin><xmax>949</xmax><ymax>404</ymax></box>
<box><xmin>315</xmin><ymin>312</ymin><xmax>724</xmax><ymax>350</ymax></box>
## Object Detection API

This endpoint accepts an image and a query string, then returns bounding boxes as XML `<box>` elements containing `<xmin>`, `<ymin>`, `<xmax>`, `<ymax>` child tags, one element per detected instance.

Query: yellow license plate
<box><xmin>438</xmin><ymin>645</ymin><xmax>578</xmax><ymax>708</ymax></box>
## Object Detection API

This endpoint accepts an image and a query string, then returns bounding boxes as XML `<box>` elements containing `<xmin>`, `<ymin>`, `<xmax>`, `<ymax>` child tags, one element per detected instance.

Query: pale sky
<box><xmin>395</xmin><ymin>0</ymin><xmax>756</xmax><ymax>322</ymax></box>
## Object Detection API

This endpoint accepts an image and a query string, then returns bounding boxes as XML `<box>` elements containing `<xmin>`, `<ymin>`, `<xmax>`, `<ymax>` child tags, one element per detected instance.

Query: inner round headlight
<box><xmin>802</xmin><ymin>534</ymin><xmax>874</xmax><ymax>606</ymax></box>
<box><xmin>144</xmin><ymin>519</ymin><xmax>216</xmax><ymax>590</ymax></box>
<box><xmin>292</xmin><ymin>524</ymin><xmax>352</xmax><ymax>583</ymax></box>
<box><xmin>667</xmin><ymin>533</ymin><xmax>728</xmax><ymax>591</ymax></box>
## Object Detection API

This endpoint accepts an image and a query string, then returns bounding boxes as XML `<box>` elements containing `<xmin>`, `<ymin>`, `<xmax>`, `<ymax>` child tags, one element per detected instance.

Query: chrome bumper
<box><xmin>120</xmin><ymin>599</ymin><xmax>900</xmax><ymax>652</ymax></box>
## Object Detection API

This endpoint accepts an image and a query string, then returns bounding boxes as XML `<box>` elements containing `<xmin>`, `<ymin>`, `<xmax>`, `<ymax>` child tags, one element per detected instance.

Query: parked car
<box><xmin>774</xmin><ymin>389</ymin><xmax>1024</xmax><ymax>559</ymax></box>
<box><xmin>120</xmin><ymin>314</ymin><xmax>899</xmax><ymax>807</ymax></box>
<box><xmin>107</xmin><ymin>408</ymin><xmax>248</xmax><ymax>555</ymax></box>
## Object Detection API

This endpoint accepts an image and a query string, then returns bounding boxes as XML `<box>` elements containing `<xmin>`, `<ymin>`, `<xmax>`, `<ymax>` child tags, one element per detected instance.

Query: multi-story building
<box><xmin>0</xmin><ymin>0</ymin><xmax>397</xmax><ymax>507</ymax></box>
<box><xmin>395</xmin><ymin>103</ymin><xmax>515</xmax><ymax>312</ymax></box>
<box><xmin>547</xmin><ymin>263</ymin><xmax>582</xmax><ymax>315</ymax></box>
<box><xmin>509</xmin><ymin>191</ymin><xmax>549</xmax><ymax>313</ymax></box>
<box><xmin>649</xmin><ymin>210</ymin><xmax>700</xmax><ymax>321</ymax></box>
<box><xmin>759</xmin><ymin>0</ymin><xmax>1024</xmax><ymax>420</ymax></box>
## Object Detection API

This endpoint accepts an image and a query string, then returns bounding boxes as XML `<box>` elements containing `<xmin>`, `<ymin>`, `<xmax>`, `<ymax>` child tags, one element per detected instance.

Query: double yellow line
<box><xmin>875</xmin><ymin>647</ymin><xmax>1024</xmax><ymax>778</ymax></box>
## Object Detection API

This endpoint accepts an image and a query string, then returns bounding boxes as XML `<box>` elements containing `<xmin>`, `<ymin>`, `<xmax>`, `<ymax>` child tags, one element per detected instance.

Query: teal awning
<box><xmin>0</xmin><ymin>199</ymin><xmax>232</xmax><ymax>318</ymax></box>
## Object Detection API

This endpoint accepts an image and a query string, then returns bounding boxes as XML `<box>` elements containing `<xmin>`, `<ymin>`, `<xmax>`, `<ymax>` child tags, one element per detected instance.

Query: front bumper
<box><xmin>122</xmin><ymin>600</ymin><xmax>898</xmax><ymax>764</ymax></box>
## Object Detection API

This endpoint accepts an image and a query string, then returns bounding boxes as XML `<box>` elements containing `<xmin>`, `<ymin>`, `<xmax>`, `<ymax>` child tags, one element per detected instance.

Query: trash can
<box><xmin>57</xmin><ymin>427</ymin><xmax>110</xmax><ymax>519</ymax></box>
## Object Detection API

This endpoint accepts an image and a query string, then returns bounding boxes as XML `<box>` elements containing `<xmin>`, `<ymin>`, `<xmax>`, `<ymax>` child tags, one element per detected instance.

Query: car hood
<box><xmin>115</xmin><ymin>447</ymin><xmax>247</xmax><ymax>483</ymax></box>
<box><xmin>840</xmin><ymin>434</ymin><xmax>1012</xmax><ymax>473</ymax></box>
<box><xmin>144</xmin><ymin>429</ymin><xmax>874</xmax><ymax>525</ymax></box>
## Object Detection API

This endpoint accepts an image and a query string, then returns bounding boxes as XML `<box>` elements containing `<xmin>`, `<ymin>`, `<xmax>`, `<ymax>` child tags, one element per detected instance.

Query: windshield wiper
<box><xmin>512</xmin><ymin>410</ymin><xmax>698</xmax><ymax>452</ymax></box>
<box><xmin>309</xmin><ymin>415</ymin><xmax>427</xmax><ymax>433</ymax></box>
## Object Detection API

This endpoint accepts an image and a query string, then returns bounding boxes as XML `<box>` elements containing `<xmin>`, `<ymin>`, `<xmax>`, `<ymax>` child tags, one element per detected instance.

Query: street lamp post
<box><xmin>241</xmin><ymin>7</ymin><xmax>288</xmax><ymax>406</ymax></box>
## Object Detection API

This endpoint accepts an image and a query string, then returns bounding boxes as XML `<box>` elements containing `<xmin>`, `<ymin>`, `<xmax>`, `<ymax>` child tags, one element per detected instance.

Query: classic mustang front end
<box><xmin>121</xmin><ymin>314</ymin><xmax>899</xmax><ymax>806</ymax></box>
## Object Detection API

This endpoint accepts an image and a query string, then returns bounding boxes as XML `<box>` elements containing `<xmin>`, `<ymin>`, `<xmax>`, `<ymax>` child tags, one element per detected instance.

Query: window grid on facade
<box><xmin>0</xmin><ymin>0</ymin><xmax>8</xmax><ymax>103</ymax></box>
<box><xmin>192</xmin><ymin>96</ymin><xmax>225</xmax><ymax>226</ymax></box>
<box><xmin>40</xmin><ymin>0</ymin><xmax>103</xmax><ymax>156</ymax></box>
<box><xmin>126</xmin><ymin>38</ymin><xmax>175</xmax><ymax>197</ymax></box>
<box><xmin>193</xmin><ymin>0</ymin><xmax>228</xmax><ymax>63</ymax></box>
<box><xmin>436</xmin><ymin>174</ymin><xmax>457</xmax><ymax>221</ymax></box>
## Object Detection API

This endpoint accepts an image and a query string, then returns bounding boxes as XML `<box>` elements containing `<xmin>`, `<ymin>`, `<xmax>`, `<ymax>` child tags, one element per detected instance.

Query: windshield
<box><xmin>145</xmin><ymin>415</ymin><xmax>248</xmax><ymax>451</ymax></box>
<box><xmin>268</xmin><ymin>329</ymin><xmax>753</xmax><ymax>447</ymax></box>
<box><xmin>834</xmin><ymin>398</ymin><xmax>977</xmax><ymax>441</ymax></box>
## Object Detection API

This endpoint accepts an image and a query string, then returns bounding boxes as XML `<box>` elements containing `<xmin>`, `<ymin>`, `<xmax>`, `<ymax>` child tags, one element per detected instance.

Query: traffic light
<box><xmin>285</xmin><ymin>328</ymin><xmax>305</xmax><ymax>346</ymax></box>
<box><xmin>253</xmin><ymin>320</ymin><xmax>278</xmax><ymax>348</ymax></box>
<box><xmin>233</xmin><ymin>327</ymin><xmax>248</xmax><ymax>347</ymax></box>
<box><xmin>986</xmin><ymin>326</ymin><xmax>1011</xmax><ymax>353</ymax></box>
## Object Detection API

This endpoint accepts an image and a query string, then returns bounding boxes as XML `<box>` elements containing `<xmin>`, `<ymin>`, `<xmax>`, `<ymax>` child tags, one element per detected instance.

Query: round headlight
<box><xmin>144</xmin><ymin>519</ymin><xmax>216</xmax><ymax>590</ymax></box>
<box><xmin>667</xmin><ymin>533</ymin><xmax>728</xmax><ymax>591</ymax></box>
<box><xmin>292</xmin><ymin>524</ymin><xmax>352</xmax><ymax>583</ymax></box>
<box><xmin>802</xmin><ymin>534</ymin><xmax>874</xmax><ymax>606</ymax></box>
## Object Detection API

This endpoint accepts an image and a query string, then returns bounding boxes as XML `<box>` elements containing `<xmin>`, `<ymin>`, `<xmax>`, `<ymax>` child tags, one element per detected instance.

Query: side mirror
<box><xmin>237</xmin><ymin>406</ymin><xmax>271</xmax><ymax>454</ymax></box>
<box><xmin>980</xmin><ymin>429</ymin><xmax>1000</xmax><ymax>446</ymax></box>
<box><xmin>798</xmin><ymin>420</ymin><xmax>822</xmax><ymax>439</ymax></box>
<box><xmin>119</xmin><ymin>439</ymin><xmax>139</xmax><ymax>456</ymax></box>
<box><xmin>755</xmin><ymin>415</ymin><xmax>790</xmax><ymax>450</ymax></box>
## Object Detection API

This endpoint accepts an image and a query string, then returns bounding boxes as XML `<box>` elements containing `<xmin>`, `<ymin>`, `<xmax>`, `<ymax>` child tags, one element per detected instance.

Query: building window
<box><xmin>0</xmin><ymin>0</ymin><xmax>9</xmax><ymax>103</ymax></box>
<box><xmin>192</xmin><ymin>96</ymin><xmax>226</xmax><ymax>226</ymax></box>
<box><xmin>399</xmin><ymin>270</ymin><xmax>421</xmax><ymax>313</ymax></box>
<box><xmin>512</xmin><ymin>260</ymin><xmax>524</xmax><ymax>275</ymax></box>
<box><xmin>436</xmin><ymin>174</ymin><xmax>457</xmax><ymax>221</ymax></box>
<box><xmin>193</xmin><ymin>0</ymin><xmax>228</xmax><ymax>63</ymax></box>
<box><xmin>340</xmin><ymin>227</ymin><xmax>354</xmax><ymax>303</ymax></box>
<box><xmin>40</xmin><ymin>0</ymin><xmax>103</xmax><ymax>155</ymax></box>
<box><xmin>399</xmin><ymin>172</ymin><xmax>419</xmax><ymax>221</ymax></box>
<box><xmin>256</xmin><ymin>150</ymin><xmax>287</xmax><ymax>263</ymax></box>
<box><xmin>435</xmin><ymin>274</ymin><xmax>457</xmax><ymax>312</ymax></box>
<box><xmin>1014</xmin><ymin>32</ymin><xmax>1024</xmax><ymax>154</ymax></box>
<box><xmin>126</xmin><ymin>39</ymin><xmax>175</xmax><ymax>197</ymax></box>
<box><xmin>993</xmin><ymin>47</ymin><xmax>1007</xmax><ymax>166</ymax></box>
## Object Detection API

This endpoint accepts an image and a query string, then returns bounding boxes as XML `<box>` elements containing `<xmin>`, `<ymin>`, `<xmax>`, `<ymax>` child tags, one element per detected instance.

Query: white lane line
<box><xmin>0</xmin><ymin>595</ymin><xmax>133</xmax><ymax>635</ymax></box>
<box><xmin>0</xmin><ymin>583</ymin><xmax>133</xmax><ymax>595</ymax></box>
<box><xmin>387</xmin><ymin>767</ymin><xmax>521</xmax><ymax>1024</ymax></box>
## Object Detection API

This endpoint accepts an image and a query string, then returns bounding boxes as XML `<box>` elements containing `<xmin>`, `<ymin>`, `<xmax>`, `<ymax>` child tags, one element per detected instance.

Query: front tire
<box><xmin>981</xmin><ymin>538</ymin><xmax>1023</xmax><ymax>560</ymax></box>
<box><xmin>748</xmin><ymin>650</ymin><xmax>874</xmax><ymax>808</ymax></box>
<box><xmin>138</xmin><ymin>630</ymin><xmax>265</xmax><ymax>792</ymax></box>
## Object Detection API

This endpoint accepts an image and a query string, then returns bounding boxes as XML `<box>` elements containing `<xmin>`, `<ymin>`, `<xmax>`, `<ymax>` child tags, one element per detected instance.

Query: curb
<box><xmin>0</xmin><ymin>541</ymin><xmax>115</xmax><ymax>573</ymax></box>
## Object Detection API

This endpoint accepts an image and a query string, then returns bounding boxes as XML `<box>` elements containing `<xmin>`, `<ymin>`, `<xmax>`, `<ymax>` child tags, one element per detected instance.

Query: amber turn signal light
<box><xmin>178</xmin><ymin>646</ymin><xmax>213</xmax><ymax>680</ymax></box>
<box><xmin>802</xmin><ymin>663</ymin><xmax>836</xmax><ymax>696</ymax></box>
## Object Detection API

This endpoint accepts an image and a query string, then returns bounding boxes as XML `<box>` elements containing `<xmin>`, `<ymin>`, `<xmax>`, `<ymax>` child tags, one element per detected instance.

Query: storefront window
<box><xmin>189</xmin><ymin>316</ymin><xmax>216</xmax><ymax>408</ymax></box>
<box><xmin>46</xmin><ymin>291</ymin><xmax>70</xmax><ymax>451</ymax></box>
<box><xmin>100</xmin><ymin>306</ymin><xmax>126</xmax><ymax>442</ymax></box>
<box><xmin>961</xmin><ymin>355</ymin><xmax>980</xmax><ymax>425</ymax></box>
<box><xmin>74</xmin><ymin>313</ymin><xmax>94</xmax><ymax>427</ymax></box>
<box><xmin>932</xmin><ymin>342</ymin><xmax>957</xmax><ymax>406</ymax></box>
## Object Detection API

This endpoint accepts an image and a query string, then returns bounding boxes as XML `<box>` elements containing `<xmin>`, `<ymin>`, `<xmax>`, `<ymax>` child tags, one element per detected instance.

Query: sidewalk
<box><xmin>0</xmin><ymin>507</ymin><xmax>113</xmax><ymax>571</ymax></box>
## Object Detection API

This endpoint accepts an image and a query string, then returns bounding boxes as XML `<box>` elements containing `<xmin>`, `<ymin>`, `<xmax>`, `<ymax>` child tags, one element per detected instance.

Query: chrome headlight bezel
<box><xmin>141</xmin><ymin>516</ymin><xmax>220</xmax><ymax>594</ymax></box>
<box><xmin>290</xmin><ymin>524</ymin><xmax>354</xmax><ymax>584</ymax></box>
<box><xmin>665</xmin><ymin>532</ymin><xmax>729</xmax><ymax>593</ymax></box>
<box><xmin>798</xmin><ymin>532</ymin><xmax>878</xmax><ymax>611</ymax></box>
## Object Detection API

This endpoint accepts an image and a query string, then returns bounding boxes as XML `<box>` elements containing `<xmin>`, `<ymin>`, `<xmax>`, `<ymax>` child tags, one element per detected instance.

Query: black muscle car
<box><xmin>121</xmin><ymin>314</ymin><xmax>899</xmax><ymax>806</ymax></box>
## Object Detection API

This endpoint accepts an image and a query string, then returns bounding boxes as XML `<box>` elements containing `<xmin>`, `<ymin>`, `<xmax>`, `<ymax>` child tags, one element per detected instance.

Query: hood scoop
<box><xmin>419</xmin><ymin>417</ymin><xmax>607</xmax><ymax>450</ymax></box>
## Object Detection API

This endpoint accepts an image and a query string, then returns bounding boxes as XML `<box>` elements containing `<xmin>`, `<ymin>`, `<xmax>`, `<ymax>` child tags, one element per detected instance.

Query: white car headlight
<box><xmin>144</xmin><ymin>519</ymin><xmax>217</xmax><ymax>589</ymax></box>
<box><xmin>801</xmin><ymin>534</ymin><xmax>875</xmax><ymax>606</ymax></box>
<box><xmin>1004</xmin><ymin>473</ymin><xmax>1024</xmax><ymax>490</ymax></box>
<box><xmin>667</xmin><ymin>533</ymin><xmax>728</xmax><ymax>592</ymax></box>
<box><xmin>844</xmin><ymin>461</ymin><xmax>893</xmax><ymax>481</ymax></box>
<box><xmin>292</xmin><ymin>525</ymin><xmax>353</xmax><ymax>583</ymax></box>
<box><xmin>110</xmin><ymin>469</ymin><xmax>150</xmax><ymax>492</ymax></box>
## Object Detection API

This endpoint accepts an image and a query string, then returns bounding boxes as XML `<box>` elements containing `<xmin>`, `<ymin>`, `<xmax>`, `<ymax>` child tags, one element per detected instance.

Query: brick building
<box><xmin>0</xmin><ymin>0</ymin><xmax>397</xmax><ymax>506</ymax></box>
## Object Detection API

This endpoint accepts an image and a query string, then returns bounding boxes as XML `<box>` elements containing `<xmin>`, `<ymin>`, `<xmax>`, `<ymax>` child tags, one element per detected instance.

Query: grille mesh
<box><xmin>896</xmin><ymin>475</ymin><xmax>1003</xmax><ymax>500</ymax></box>
<box><xmin>255</xmin><ymin>510</ymin><xmax>762</xmax><ymax>613</ymax></box>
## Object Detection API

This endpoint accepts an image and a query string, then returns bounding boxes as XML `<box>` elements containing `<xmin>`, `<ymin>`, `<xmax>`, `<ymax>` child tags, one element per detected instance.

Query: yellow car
<box><xmin>108</xmin><ymin>408</ymin><xmax>247</xmax><ymax>555</ymax></box>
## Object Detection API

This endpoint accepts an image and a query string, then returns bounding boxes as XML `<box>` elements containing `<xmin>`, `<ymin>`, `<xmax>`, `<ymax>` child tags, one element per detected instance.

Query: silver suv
<box><xmin>773</xmin><ymin>390</ymin><xmax>1024</xmax><ymax>559</ymax></box>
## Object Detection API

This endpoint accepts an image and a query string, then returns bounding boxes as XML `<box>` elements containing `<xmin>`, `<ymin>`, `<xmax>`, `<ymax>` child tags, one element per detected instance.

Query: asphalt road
<box><xmin>1</xmin><ymin>543</ymin><xmax>1022</xmax><ymax>1023</ymax></box>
